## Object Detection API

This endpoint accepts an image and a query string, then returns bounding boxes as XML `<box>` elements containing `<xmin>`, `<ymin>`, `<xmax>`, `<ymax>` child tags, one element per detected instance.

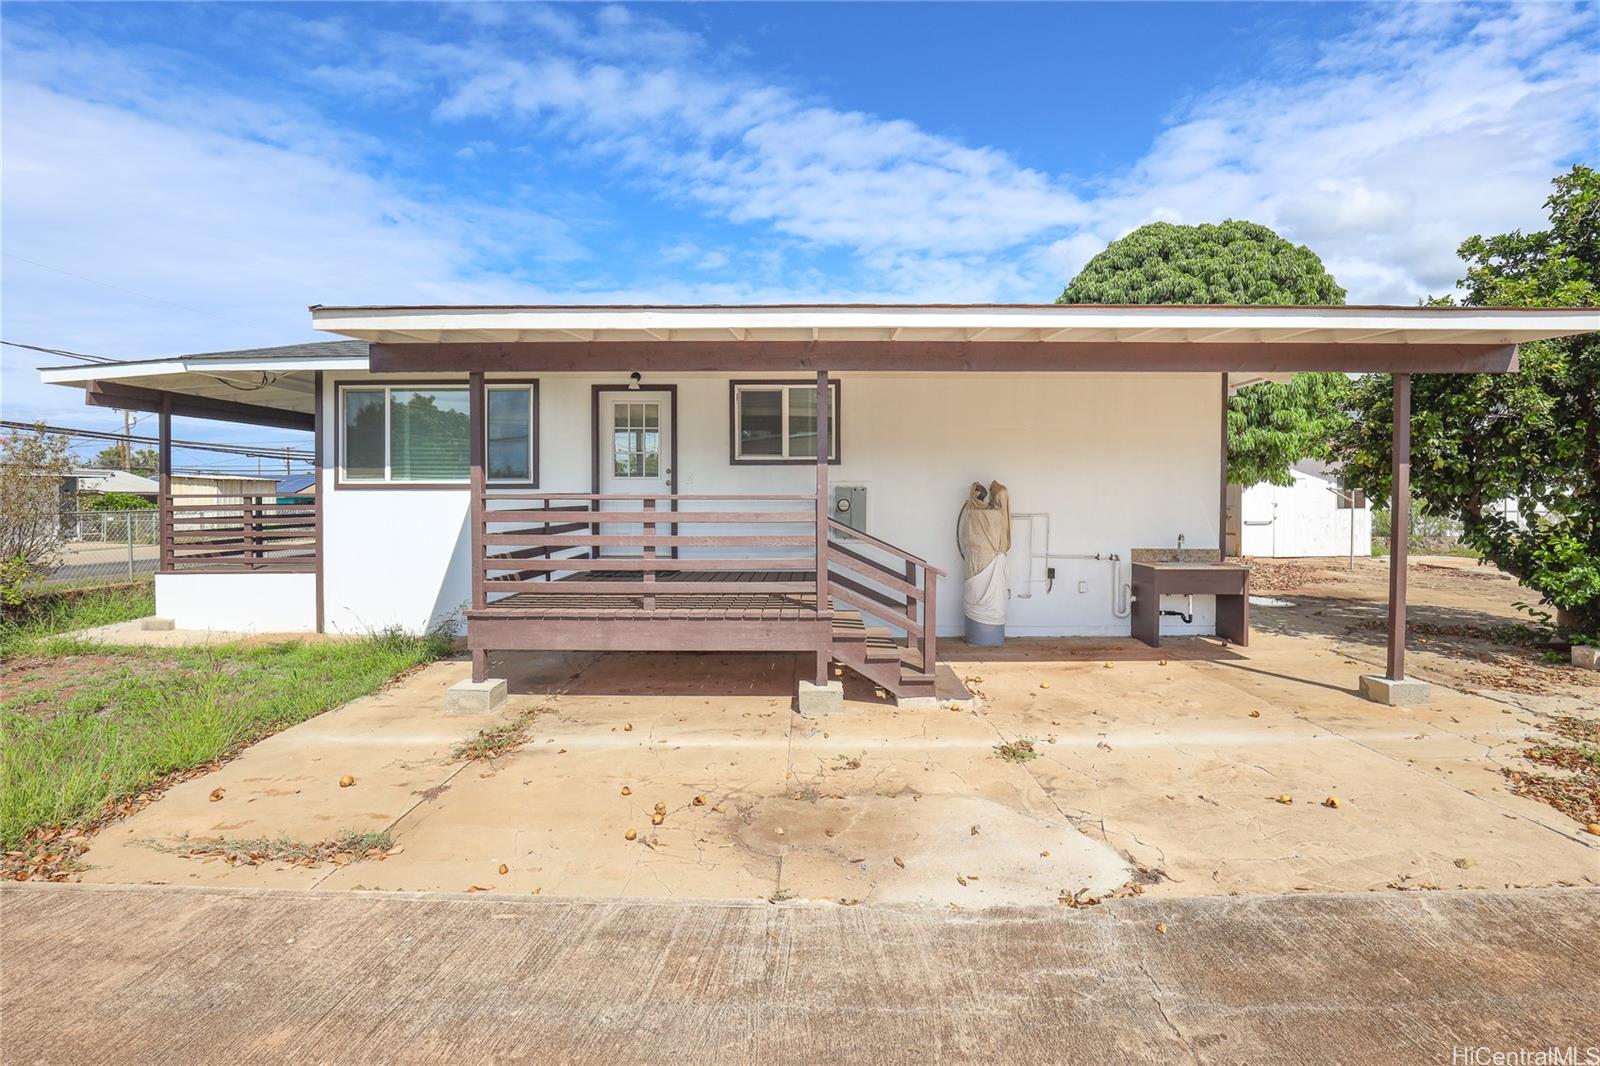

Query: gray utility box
<box><xmin>831</xmin><ymin>484</ymin><xmax>867</xmax><ymax>534</ymax></box>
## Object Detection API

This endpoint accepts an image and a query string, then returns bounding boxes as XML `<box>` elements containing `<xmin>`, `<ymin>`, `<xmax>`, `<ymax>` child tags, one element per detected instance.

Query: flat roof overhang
<box><xmin>312</xmin><ymin>303</ymin><xmax>1600</xmax><ymax>375</ymax></box>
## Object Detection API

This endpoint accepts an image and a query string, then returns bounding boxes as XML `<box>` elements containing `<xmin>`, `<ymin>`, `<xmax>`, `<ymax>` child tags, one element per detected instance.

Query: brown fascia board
<box><xmin>368</xmin><ymin>340</ymin><xmax>1519</xmax><ymax>375</ymax></box>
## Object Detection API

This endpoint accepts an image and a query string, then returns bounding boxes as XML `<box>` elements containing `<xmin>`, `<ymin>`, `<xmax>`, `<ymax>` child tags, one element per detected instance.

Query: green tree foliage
<box><xmin>85</xmin><ymin>491</ymin><xmax>156</xmax><ymax>511</ymax></box>
<box><xmin>1059</xmin><ymin>220</ymin><xmax>1350</xmax><ymax>485</ymax></box>
<box><xmin>91</xmin><ymin>444</ymin><xmax>160</xmax><ymax>477</ymax></box>
<box><xmin>0</xmin><ymin>425</ymin><xmax>72</xmax><ymax>604</ymax></box>
<box><xmin>1336</xmin><ymin>165</ymin><xmax>1600</xmax><ymax>634</ymax></box>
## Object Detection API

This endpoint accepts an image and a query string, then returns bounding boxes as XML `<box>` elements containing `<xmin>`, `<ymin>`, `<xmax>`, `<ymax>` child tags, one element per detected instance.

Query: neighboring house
<box><xmin>1228</xmin><ymin>461</ymin><xmax>1371</xmax><ymax>559</ymax></box>
<box><xmin>275</xmin><ymin>473</ymin><xmax>316</xmax><ymax>505</ymax></box>
<box><xmin>169</xmin><ymin>473</ymin><xmax>281</xmax><ymax>501</ymax></box>
<box><xmin>36</xmin><ymin>305</ymin><xmax>1597</xmax><ymax>705</ymax></box>
<box><xmin>64</xmin><ymin>467</ymin><xmax>160</xmax><ymax>504</ymax></box>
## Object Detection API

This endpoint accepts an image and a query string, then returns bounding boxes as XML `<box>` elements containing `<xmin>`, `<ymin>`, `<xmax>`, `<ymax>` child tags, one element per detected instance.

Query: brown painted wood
<box><xmin>1128</xmin><ymin>562</ymin><xmax>1250</xmax><ymax>647</ymax></box>
<box><xmin>1387</xmin><ymin>373</ymin><xmax>1411</xmax><ymax>680</ymax></box>
<box><xmin>158</xmin><ymin>396</ymin><xmax>172</xmax><ymax>574</ymax></box>
<box><xmin>371</xmin><ymin>340</ymin><xmax>1519</xmax><ymax>375</ymax></box>
<box><xmin>486</xmin><ymin>509</ymin><xmax>812</xmax><ymax>524</ymax></box>
<box><xmin>467</xmin><ymin>616</ymin><xmax>830</xmax><ymax>653</ymax></box>
<box><xmin>482</xmin><ymin>579</ymin><xmax>816</xmax><ymax>596</ymax></box>
<box><xmin>486</xmin><ymin>534</ymin><xmax>815</xmax><ymax>548</ymax></box>
<box><xmin>484</xmin><ymin>492</ymin><xmax>814</xmax><ymax>502</ymax></box>
<box><xmin>482</xmin><ymin>558</ymin><xmax>815</xmax><ymax>573</ymax></box>
<box><xmin>1219</xmin><ymin>372</ymin><xmax>1229</xmax><ymax>563</ymax></box>
<box><xmin>313</xmin><ymin>371</ymin><xmax>325</xmax><ymax>632</ymax></box>
<box><xmin>87</xmin><ymin>381</ymin><xmax>313</xmax><ymax>431</ymax></box>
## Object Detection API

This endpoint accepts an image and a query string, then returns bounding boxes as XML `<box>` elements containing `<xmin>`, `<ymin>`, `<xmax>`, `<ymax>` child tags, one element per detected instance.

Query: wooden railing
<box><xmin>826</xmin><ymin>519</ymin><xmax>943</xmax><ymax>676</ymax></box>
<box><xmin>473</xmin><ymin>491</ymin><xmax>823</xmax><ymax>607</ymax></box>
<box><xmin>160</xmin><ymin>494</ymin><xmax>318</xmax><ymax>574</ymax></box>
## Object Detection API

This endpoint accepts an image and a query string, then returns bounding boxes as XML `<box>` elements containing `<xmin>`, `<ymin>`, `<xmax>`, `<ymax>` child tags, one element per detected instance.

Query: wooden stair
<box><xmin>829</xmin><ymin>610</ymin><xmax>936</xmax><ymax>701</ymax></box>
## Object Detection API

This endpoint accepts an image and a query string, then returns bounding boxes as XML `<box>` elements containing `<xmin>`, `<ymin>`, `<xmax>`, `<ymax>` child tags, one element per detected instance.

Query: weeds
<box><xmin>993</xmin><ymin>737</ymin><xmax>1040</xmax><ymax>763</ymax></box>
<box><xmin>137</xmin><ymin>829</ymin><xmax>393</xmax><ymax>868</ymax></box>
<box><xmin>452</xmin><ymin>707</ymin><xmax>546</xmax><ymax>761</ymax></box>
<box><xmin>0</xmin><ymin>630</ymin><xmax>451</xmax><ymax>852</ymax></box>
<box><xmin>0</xmin><ymin>583</ymin><xmax>154</xmax><ymax>658</ymax></box>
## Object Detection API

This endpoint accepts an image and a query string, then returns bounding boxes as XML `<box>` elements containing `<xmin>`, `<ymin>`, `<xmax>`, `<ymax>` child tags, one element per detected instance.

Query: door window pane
<box><xmin>342</xmin><ymin>390</ymin><xmax>386</xmax><ymax>480</ymax></box>
<box><xmin>738</xmin><ymin>390</ymin><xmax>783</xmax><ymax>456</ymax></box>
<box><xmin>391</xmin><ymin>388</ymin><xmax>470</xmax><ymax>481</ymax></box>
<box><xmin>487</xmin><ymin>388</ymin><xmax>531</xmax><ymax>482</ymax></box>
<box><xmin>612</xmin><ymin>402</ymin><xmax>661</xmax><ymax>479</ymax></box>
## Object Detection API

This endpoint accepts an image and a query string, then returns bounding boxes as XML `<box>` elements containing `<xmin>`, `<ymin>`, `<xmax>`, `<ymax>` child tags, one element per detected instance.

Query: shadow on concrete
<box><xmin>1249</xmin><ymin>594</ymin><xmax>1535</xmax><ymax>658</ymax></box>
<box><xmin>935</xmin><ymin>635</ymin><xmax>1250</xmax><ymax>665</ymax></box>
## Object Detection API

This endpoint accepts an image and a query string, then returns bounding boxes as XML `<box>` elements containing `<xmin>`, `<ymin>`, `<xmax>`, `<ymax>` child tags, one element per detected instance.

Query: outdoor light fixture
<box><xmin>628</xmin><ymin>371</ymin><xmax>642</xmax><ymax>390</ymax></box>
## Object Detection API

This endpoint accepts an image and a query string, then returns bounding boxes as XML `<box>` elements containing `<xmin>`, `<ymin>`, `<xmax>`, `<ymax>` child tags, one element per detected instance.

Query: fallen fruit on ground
<box><xmin>651</xmin><ymin>813</ymin><xmax>664</xmax><ymax>826</ymax></box>
<box><xmin>624</xmin><ymin>830</ymin><xmax>637</xmax><ymax>841</ymax></box>
<box><xmin>1588</xmin><ymin>824</ymin><xmax>1600</xmax><ymax>836</ymax></box>
<box><xmin>1156</xmin><ymin>922</ymin><xmax>1168</xmax><ymax>934</ymax></box>
<box><xmin>1039</xmin><ymin>681</ymin><xmax>1050</xmax><ymax>689</ymax></box>
<box><xmin>693</xmin><ymin>795</ymin><xmax>705</xmax><ymax>806</ymax></box>
<box><xmin>620</xmin><ymin>786</ymin><xmax>631</xmax><ymax>796</ymax></box>
<box><xmin>208</xmin><ymin>789</ymin><xmax>224</xmax><ymax>803</ymax></box>
<box><xmin>339</xmin><ymin>775</ymin><xmax>355</xmax><ymax>788</ymax></box>
<box><xmin>1249</xmin><ymin>710</ymin><xmax>1262</xmax><ymax>718</ymax></box>
<box><xmin>1277</xmin><ymin>794</ymin><xmax>1293</xmax><ymax>805</ymax></box>
<box><xmin>623</xmin><ymin>723</ymin><xmax>633</xmax><ymax>732</ymax></box>
<box><xmin>654</xmin><ymin>802</ymin><xmax>666</xmax><ymax>814</ymax></box>
<box><xmin>498</xmin><ymin>864</ymin><xmax>509</xmax><ymax>875</ymax></box>
<box><xmin>893</xmin><ymin>856</ymin><xmax>905</xmax><ymax>868</ymax></box>
<box><xmin>1324</xmin><ymin>796</ymin><xmax>1341</xmax><ymax>809</ymax></box>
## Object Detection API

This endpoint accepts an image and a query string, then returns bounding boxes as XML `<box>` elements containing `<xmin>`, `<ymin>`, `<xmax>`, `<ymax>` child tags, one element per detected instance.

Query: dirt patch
<box><xmin>1501</xmin><ymin>714</ymin><xmax>1600</xmax><ymax>829</ymax></box>
<box><xmin>1244</xmin><ymin>559</ymin><xmax>1346</xmax><ymax>594</ymax></box>
<box><xmin>0</xmin><ymin>654</ymin><xmax>152</xmax><ymax>713</ymax></box>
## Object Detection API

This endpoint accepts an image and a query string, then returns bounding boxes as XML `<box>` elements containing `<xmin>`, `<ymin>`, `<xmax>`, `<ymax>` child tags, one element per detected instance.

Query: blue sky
<box><xmin>2</xmin><ymin>1</ymin><xmax>1597</xmax><ymax>457</ymax></box>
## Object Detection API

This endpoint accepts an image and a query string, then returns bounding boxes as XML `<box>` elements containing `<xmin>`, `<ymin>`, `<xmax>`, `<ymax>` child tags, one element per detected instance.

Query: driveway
<box><xmin>2</xmin><ymin>882</ymin><xmax>1595</xmax><ymax>1064</ymax></box>
<box><xmin>68</xmin><ymin>624</ymin><xmax>1598</xmax><ymax>901</ymax></box>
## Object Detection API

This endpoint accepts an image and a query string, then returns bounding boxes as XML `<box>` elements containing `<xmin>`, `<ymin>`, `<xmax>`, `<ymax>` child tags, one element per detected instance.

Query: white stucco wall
<box><xmin>1239</xmin><ymin>469</ymin><xmax>1371</xmax><ymax>559</ymax></box>
<box><xmin>156</xmin><ymin>572</ymin><xmax>318</xmax><ymax>632</ymax></box>
<box><xmin>319</xmin><ymin>371</ymin><xmax>1224</xmax><ymax>638</ymax></box>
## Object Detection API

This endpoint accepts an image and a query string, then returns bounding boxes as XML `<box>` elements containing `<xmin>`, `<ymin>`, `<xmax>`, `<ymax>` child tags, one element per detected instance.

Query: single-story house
<box><xmin>63</xmin><ymin>467</ymin><xmax>160</xmax><ymax>503</ymax></box>
<box><xmin>1228</xmin><ymin>460</ymin><xmax>1372</xmax><ymax>560</ymax></box>
<box><xmin>36</xmin><ymin>304</ymin><xmax>1599</xmax><ymax>707</ymax></box>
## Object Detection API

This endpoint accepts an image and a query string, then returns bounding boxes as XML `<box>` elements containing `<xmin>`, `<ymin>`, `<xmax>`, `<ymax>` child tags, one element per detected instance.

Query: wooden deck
<box><xmin>480</xmin><ymin>570</ymin><xmax>818</xmax><ymax>620</ymax></box>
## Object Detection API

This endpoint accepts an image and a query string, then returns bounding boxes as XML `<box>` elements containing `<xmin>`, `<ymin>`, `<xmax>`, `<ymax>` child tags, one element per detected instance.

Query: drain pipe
<box><xmin>1012</xmin><ymin>512</ymin><xmax>1130</xmax><ymax>617</ymax></box>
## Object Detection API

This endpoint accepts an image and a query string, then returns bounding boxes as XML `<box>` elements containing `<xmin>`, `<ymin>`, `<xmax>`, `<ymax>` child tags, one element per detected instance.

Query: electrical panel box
<box><xmin>832</xmin><ymin>484</ymin><xmax>867</xmax><ymax>534</ymax></box>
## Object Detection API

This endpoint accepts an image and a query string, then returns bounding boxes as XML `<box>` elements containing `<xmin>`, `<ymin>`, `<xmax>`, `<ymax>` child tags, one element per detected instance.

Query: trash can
<box><xmin>958</xmin><ymin>481</ymin><xmax>1011</xmax><ymax>646</ymax></box>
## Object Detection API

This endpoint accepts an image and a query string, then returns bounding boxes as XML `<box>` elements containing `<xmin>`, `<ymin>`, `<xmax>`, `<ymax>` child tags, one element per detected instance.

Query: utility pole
<box><xmin>121</xmin><ymin>409</ymin><xmax>133</xmax><ymax>469</ymax></box>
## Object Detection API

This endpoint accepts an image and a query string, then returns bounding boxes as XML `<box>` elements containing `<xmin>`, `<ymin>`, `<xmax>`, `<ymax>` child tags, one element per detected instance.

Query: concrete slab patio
<box><xmin>70</xmin><ymin>626</ymin><xmax>1598</xmax><ymax>903</ymax></box>
<box><xmin>2</xmin><ymin>882</ymin><xmax>1595</xmax><ymax>1065</ymax></box>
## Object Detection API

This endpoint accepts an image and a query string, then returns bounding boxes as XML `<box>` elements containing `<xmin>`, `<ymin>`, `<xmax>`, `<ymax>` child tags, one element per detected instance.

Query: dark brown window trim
<box><xmin>727</xmin><ymin>378</ymin><xmax>842</xmax><ymax>466</ymax></box>
<box><xmin>331</xmin><ymin>376</ymin><xmax>540</xmax><ymax>491</ymax></box>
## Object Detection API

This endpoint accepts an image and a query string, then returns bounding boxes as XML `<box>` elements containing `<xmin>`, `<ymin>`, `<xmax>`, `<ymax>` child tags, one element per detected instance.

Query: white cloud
<box><xmin>3</xmin><ymin>1</ymin><xmax>1597</xmax><ymax>435</ymax></box>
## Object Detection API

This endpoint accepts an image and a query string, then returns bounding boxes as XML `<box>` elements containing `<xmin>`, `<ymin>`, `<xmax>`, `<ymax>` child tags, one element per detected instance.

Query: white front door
<box><xmin>598</xmin><ymin>391</ymin><xmax>673</xmax><ymax>555</ymax></box>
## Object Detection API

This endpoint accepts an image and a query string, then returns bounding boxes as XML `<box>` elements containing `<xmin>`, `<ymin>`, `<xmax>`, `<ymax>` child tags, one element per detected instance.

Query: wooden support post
<box><xmin>642</xmin><ymin>497</ymin><xmax>657</xmax><ymax>612</ymax></box>
<box><xmin>1219</xmin><ymin>373</ymin><xmax>1229</xmax><ymax>562</ymax></box>
<box><xmin>313</xmin><ymin>370</ymin><xmax>325</xmax><ymax>633</ymax></box>
<box><xmin>815</xmin><ymin>370</ymin><xmax>831</xmax><ymax>685</ymax></box>
<box><xmin>1387</xmin><ymin>373</ymin><xmax>1411</xmax><ymax>680</ymax></box>
<box><xmin>158</xmin><ymin>395</ymin><xmax>172</xmax><ymax>574</ymax></box>
<box><xmin>469</xmin><ymin>371</ymin><xmax>488</xmax><ymax>682</ymax></box>
<box><xmin>922</xmin><ymin>562</ymin><xmax>937</xmax><ymax>677</ymax></box>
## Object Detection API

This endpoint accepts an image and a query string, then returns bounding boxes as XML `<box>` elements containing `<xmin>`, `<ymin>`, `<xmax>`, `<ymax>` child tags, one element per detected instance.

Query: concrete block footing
<box><xmin>797</xmin><ymin>680</ymin><xmax>845</xmax><ymax>716</ymax></box>
<box><xmin>446</xmin><ymin>678</ymin><xmax>507</xmax><ymax>715</ymax></box>
<box><xmin>1572</xmin><ymin>645</ymin><xmax>1599</xmax><ymax>670</ymax></box>
<box><xmin>1358</xmin><ymin>674</ymin><xmax>1431</xmax><ymax>706</ymax></box>
<box><xmin>139</xmin><ymin>617</ymin><xmax>176</xmax><ymax>632</ymax></box>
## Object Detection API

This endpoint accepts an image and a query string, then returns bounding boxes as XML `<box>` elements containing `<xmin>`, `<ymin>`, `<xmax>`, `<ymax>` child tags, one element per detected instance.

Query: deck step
<box><xmin>862</xmin><ymin>628</ymin><xmax>900</xmax><ymax>662</ymax></box>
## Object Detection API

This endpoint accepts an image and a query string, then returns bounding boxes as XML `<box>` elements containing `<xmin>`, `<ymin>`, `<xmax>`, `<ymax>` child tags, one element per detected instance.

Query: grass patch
<box><xmin>0</xmin><ymin>626</ymin><xmax>453</xmax><ymax>853</ymax></box>
<box><xmin>452</xmin><ymin>707</ymin><xmax>545</xmax><ymax>762</ymax></box>
<box><xmin>137</xmin><ymin>829</ymin><xmax>393</xmax><ymax>868</ymax></box>
<box><xmin>0</xmin><ymin>583</ymin><xmax>154</xmax><ymax>658</ymax></box>
<box><xmin>993</xmin><ymin>737</ymin><xmax>1040</xmax><ymax>763</ymax></box>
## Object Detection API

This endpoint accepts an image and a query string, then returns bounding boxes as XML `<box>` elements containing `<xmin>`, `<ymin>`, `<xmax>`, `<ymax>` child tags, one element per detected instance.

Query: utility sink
<box><xmin>1129</xmin><ymin>561</ymin><xmax>1250</xmax><ymax>648</ymax></box>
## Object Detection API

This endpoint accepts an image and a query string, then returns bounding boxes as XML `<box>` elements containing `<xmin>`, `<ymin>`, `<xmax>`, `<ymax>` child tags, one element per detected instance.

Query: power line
<box><xmin>0</xmin><ymin>420</ymin><xmax>313</xmax><ymax>461</ymax></box>
<box><xmin>1</xmin><ymin>339</ymin><xmax>117</xmax><ymax>364</ymax></box>
<box><xmin>2</xmin><ymin>254</ymin><xmax>229</xmax><ymax>321</ymax></box>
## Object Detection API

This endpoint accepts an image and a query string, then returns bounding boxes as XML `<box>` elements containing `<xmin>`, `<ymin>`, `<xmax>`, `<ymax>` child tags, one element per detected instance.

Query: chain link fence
<box><xmin>40</xmin><ymin>510</ymin><xmax>161</xmax><ymax>587</ymax></box>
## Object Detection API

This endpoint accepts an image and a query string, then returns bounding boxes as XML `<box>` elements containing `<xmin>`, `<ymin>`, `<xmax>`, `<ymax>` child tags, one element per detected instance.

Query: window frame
<box><xmin>727</xmin><ymin>379</ymin><xmax>842</xmax><ymax>466</ymax></box>
<box><xmin>334</xmin><ymin>378</ymin><xmax>539</xmax><ymax>490</ymax></box>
